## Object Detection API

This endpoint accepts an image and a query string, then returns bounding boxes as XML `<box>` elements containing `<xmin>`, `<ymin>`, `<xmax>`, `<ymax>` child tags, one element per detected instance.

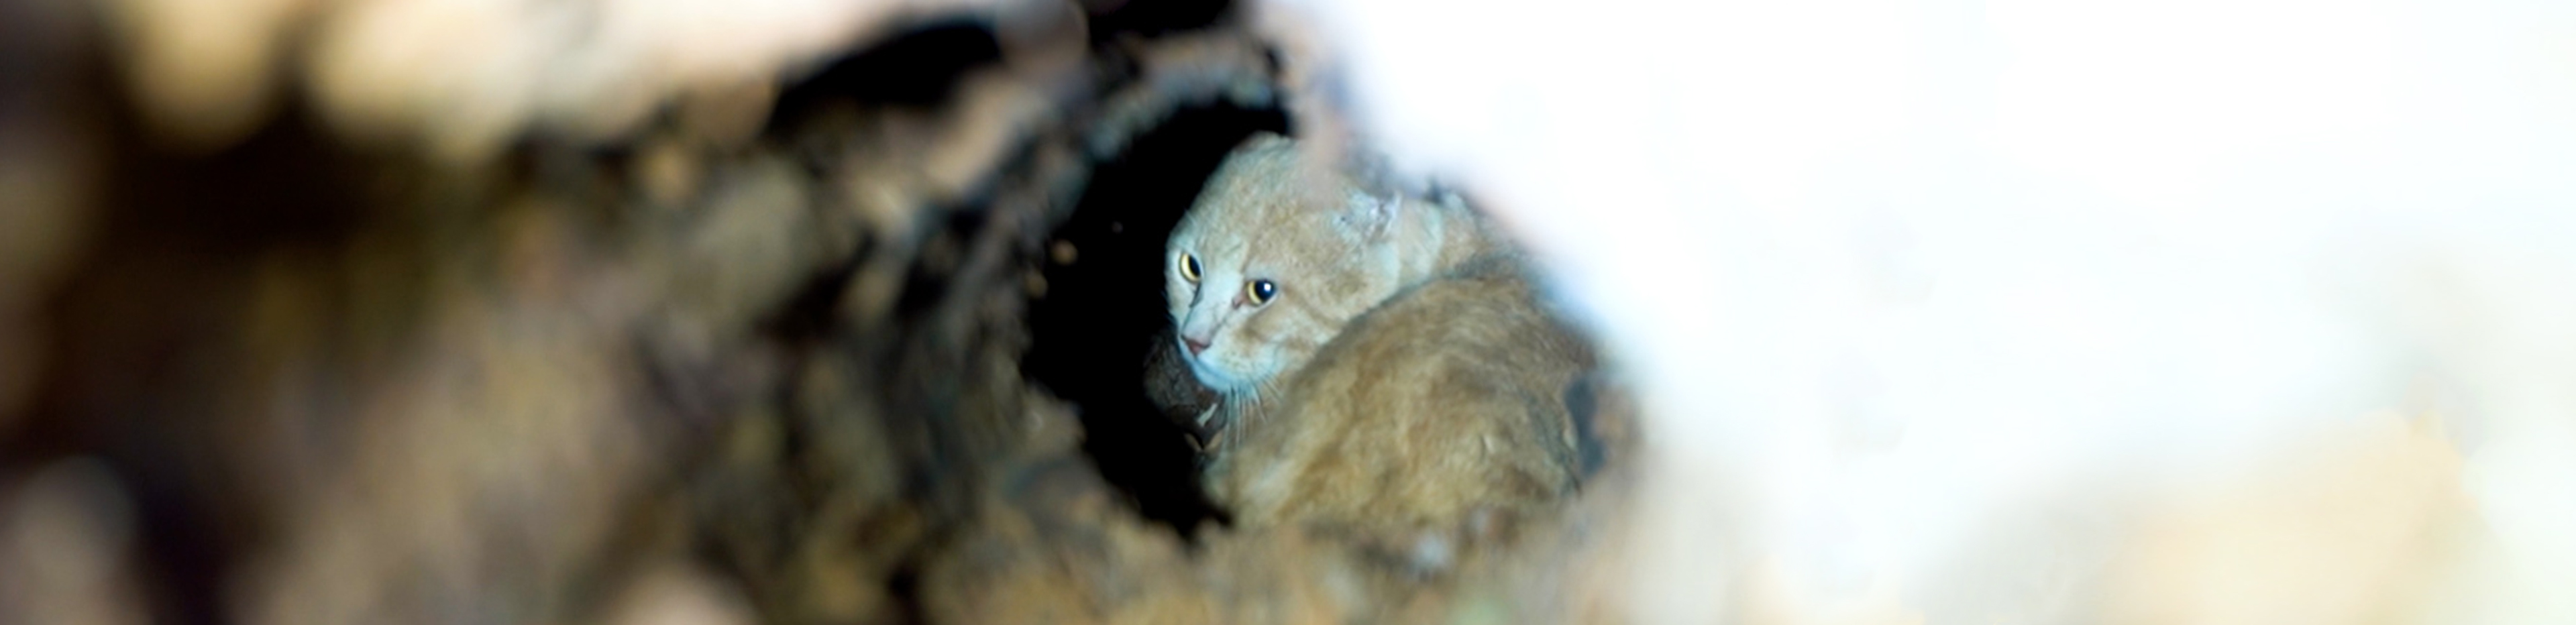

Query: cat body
<box><xmin>1206</xmin><ymin>258</ymin><xmax>1593</xmax><ymax>534</ymax></box>
<box><xmin>1161</xmin><ymin>133</ymin><xmax>1592</xmax><ymax>541</ymax></box>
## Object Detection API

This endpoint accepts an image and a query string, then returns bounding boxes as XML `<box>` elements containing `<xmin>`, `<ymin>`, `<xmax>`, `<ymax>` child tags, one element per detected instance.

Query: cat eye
<box><xmin>1178</xmin><ymin>253</ymin><xmax>1201</xmax><ymax>282</ymax></box>
<box><xmin>1246</xmin><ymin>279</ymin><xmax>1277</xmax><ymax>305</ymax></box>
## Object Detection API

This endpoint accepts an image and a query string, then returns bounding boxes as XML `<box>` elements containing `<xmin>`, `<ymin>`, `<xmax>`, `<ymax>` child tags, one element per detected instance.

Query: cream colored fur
<box><xmin>1163</xmin><ymin>133</ymin><xmax>1594</xmax><ymax>545</ymax></box>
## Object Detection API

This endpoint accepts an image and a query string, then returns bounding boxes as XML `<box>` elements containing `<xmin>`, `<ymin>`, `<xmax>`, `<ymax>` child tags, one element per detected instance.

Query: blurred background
<box><xmin>4</xmin><ymin>0</ymin><xmax>2575</xmax><ymax>623</ymax></box>
<box><xmin>2</xmin><ymin>0</ymin><xmax>1303</xmax><ymax>622</ymax></box>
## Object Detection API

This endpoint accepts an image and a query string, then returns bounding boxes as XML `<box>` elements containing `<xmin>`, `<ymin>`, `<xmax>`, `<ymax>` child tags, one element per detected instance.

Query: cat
<box><xmin>1159</xmin><ymin>132</ymin><xmax>1599</xmax><ymax>549</ymax></box>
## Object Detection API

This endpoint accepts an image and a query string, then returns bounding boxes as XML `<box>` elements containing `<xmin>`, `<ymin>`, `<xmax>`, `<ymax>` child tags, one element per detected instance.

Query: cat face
<box><xmin>1165</xmin><ymin>133</ymin><xmax>1404</xmax><ymax>396</ymax></box>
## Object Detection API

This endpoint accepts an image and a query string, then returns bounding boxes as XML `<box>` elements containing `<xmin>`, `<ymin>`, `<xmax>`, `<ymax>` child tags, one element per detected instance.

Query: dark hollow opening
<box><xmin>1022</xmin><ymin>103</ymin><xmax>1289</xmax><ymax>533</ymax></box>
<box><xmin>768</xmin><ymin>19</ymin><xmax>1002</xmax><ymax>123</ymax></box>
<box><xmin>1085</xmin><ymin>0</ymin><xmax>1239</xmax><ymax>45</ymax></box>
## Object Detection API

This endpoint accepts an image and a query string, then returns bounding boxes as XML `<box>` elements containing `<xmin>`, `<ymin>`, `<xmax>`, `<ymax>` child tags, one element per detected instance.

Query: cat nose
<box><xmin>1183</xmin><ymin>337</ymin><xmax>1212</xmax><ymax>355</ymax></box>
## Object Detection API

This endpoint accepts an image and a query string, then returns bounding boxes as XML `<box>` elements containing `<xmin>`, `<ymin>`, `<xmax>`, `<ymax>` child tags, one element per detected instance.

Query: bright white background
<box><xmin>1273</xmin><ymin>0</ymin><xmax>2576</xmax><ymax>621</ymax></box>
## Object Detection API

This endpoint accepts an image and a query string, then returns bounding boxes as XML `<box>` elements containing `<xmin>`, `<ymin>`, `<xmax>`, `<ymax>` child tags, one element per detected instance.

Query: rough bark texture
<box><xmin>0</xmin><ymin>2</ymin><xmax>1637</xmax><ymax>624</ymax></box>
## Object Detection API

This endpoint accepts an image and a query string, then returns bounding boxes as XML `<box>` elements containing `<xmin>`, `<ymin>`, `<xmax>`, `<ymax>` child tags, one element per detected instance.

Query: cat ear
<box><xmin>1337</xmin><ymin>189</ymin><xmax>1399</xmax><ymax>239</ymax></box>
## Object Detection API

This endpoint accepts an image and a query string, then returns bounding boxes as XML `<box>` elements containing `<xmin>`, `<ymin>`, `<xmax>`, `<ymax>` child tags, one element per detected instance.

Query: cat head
<box><xmin>1165</xmin><ymin>133</ymin><xmax>1407</xmax><ymax>396</ymax></box>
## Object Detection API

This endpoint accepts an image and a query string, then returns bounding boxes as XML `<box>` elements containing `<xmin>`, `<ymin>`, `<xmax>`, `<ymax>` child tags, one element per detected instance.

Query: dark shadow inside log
<box><xmin>1023</xmin><ymin>103</ymin><xmax>1287</xmax><ymax>533</ymax></box>
<box><xmin>1087</xmin><ymin>0</ymin><xmax>1241</xmax><ymax>45</ymax></box>
<box><xmin>768</xmin><ymin>20</ymin><xmax>1003</xmax><ymax>126</ymax></box>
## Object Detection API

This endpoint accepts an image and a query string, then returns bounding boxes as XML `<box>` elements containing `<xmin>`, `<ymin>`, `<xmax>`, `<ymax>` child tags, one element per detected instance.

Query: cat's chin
<box><xmin>1183</xmin><ymin>355</ymin><xmax>1258</xmax><ymax>397</ymax></box>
